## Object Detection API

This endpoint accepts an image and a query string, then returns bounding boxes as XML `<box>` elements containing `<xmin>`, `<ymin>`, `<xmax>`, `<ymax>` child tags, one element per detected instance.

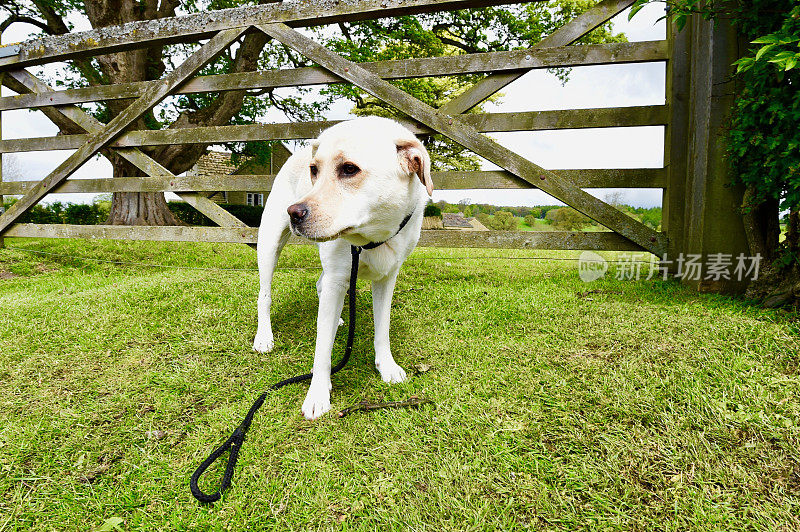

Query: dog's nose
<box><xmin>287</xmin><ymin>203</ymin><xmax>309</xmax><ymax>224</ymax></box>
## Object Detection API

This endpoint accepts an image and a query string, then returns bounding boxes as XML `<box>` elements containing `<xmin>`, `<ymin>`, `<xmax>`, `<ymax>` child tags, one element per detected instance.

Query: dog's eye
<box><xmin>309</xmin><ymin>165</ymin><xmax>318</xmax><ymax>178</ymax></box>
<box><xmin>340</xmin><ymin>163</ymin><xmax>360</xmax><ymax>177</ymax></box>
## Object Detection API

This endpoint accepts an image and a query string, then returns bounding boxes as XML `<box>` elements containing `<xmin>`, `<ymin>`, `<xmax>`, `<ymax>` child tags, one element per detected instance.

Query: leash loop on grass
<box><xmin>189</xmin><ymin>245</ymin><xmax>363</xmax><ymax>504</ymax></box>
<box><xmin>190</xmin><ymin>212</ymin><xmax>414</xmax><ymax>503</ymax></box>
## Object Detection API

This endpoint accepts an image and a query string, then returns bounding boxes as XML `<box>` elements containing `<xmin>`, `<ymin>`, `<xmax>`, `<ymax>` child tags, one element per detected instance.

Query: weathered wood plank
<box><xmin>261</xmin><ymin>23</ymin><xmax>667</xmax><ymax>254</ymax></box>
<box><xmin>0</xmin><ymin>0</ymin><xmax>537</xmax><ymax>71</ymax></box>
<box><xmin>663</xmin><ymin>19</ymin><xmax>689</xmax><ymax>267</ymax></box>
<box><xmin>432</xmin><ymin>168</ymin><xmax>666</xmax><ymax>189</ymax></box>
<box><xmin>0</xmin><ymin>105</ymin><xmax>667</xmax><ymax>153</ymax></box>
<box><xmin>0</xmin><ymin>174</ymin><xmax>274</xmax><ymax>194</ymax></box>
<box><xmin>5</xmin><ymin>223</ymin><xmax>651</xmax><ymax>251</ymax></box>
<box><xmin>0</xmin><ymin>168</ymin><xmax>665</xmax><ymax>195</ymax></box>
<box><xmin>680</xmin><ymin>14</ymin><xmax>749</xmax><ymax>293</ymax></box>
<box><xmin>440</xmin><ymin>0</ymin><xmax>635</xmax><ymax>114</ymax></box>
<box><xmin>5</xmin><ymin>223</ymin><xmax>260</xmax><ymax>243</ymax></box>
<box><xmin>0</xmin><ymin>70</ymin><xmax>4</xmax><ymax>249</ymax></box>
<box><xmin>2</xmin><ymin>70</ymin><xmax>251</xmax><ymax>235</ymax></box>
<box><xmin>418</xmin><ymin>229</ymin><xmax>647</xmax><ymax>250</ymax></box>
<box><xmin>0</xmin><ymin>40</ymin><xmax>667</xmax><ymax>111</ymax></box>
<box><xmin>0</xmin><ymin>28</ymin><xmax>247</xmax><ymax>236</ymax></box>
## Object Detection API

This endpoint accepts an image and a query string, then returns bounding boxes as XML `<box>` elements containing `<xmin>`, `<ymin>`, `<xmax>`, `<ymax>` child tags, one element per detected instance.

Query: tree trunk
<box><xmin>741</xmin><ymin>186</ymin><xmax>780</xmax><ymax>262</ymax></box>
<box><xmin>104</xmin><ymin>155</ymin><xmax>181</xmax><ymax>226</ymax></box>
<box><xmin>744</xmin><ymin>193</ymin><xmax>800</xmax><ymax>308</ymax></box>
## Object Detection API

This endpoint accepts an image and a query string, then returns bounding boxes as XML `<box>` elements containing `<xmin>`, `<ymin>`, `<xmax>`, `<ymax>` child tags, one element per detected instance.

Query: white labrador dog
<box><xmin>252</xmin><ymin>117</ymin><xmax>433</xmax><ymax>420</ymax></box>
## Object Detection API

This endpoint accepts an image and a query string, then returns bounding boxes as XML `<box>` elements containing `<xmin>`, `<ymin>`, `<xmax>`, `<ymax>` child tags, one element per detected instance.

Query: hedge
<box><xmin>168</xmin><ymin>202</ymin><xmax>264</xmax><ymax>227</ymax></box>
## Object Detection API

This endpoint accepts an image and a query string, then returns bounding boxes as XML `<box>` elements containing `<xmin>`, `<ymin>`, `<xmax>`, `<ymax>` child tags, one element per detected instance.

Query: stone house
<box><xmin>442</xmin><ymin>212</ymin><xmax>488</xmax><ymax>231</ymax></box>
<box><xmin>186</xmin><ymin>144</ymin><xmax>293</xmax><ymax>206</ymax></box>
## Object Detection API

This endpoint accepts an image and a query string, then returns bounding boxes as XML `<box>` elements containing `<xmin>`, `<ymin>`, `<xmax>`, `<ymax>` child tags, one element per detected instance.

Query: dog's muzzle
<box><xmin>287</xmin><ymin>202</ymin><xmax>309</xmax><ymax>232</ymax></box>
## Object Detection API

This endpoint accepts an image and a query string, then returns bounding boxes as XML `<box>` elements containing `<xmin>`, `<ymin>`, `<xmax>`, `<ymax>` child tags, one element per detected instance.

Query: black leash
<box><xmin>189</xmin><ymin>213</ymin><xmax>413</xmax><ymax>504</ymax></box>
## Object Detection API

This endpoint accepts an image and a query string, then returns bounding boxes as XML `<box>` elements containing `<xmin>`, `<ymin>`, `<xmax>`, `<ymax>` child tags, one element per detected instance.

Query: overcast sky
<box><xmin>1</xmin><ymin>2</ymin><xmax>667</xmax><ymax>208</ymax></box>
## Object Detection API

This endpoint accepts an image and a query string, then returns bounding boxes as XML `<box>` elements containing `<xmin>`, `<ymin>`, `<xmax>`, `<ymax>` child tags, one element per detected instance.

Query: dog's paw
<box><xmin>301</xmin><ymin>386</ymin><xmax>331</xmax><ymax>420</ymax></box>
<box><xmin>376</xmin><ymin>360</ymin><xmax>407</xmax><ymax>384</ymax></box>
<box><xmin>252</xmin><ymin>332</ymin><xmax>274</xmax><ymax>353</ymax></box>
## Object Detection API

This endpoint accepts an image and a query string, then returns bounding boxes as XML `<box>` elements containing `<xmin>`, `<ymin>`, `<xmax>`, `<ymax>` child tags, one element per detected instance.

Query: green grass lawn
<box><xmin>517</xmin><ymin>218</ymin><xmax>551</xmax><ymax>232</ymax></box>
<box><xmin>1</xmin><ymin>238</ymin><xmax>799</xmax><ymax>530</ymax></box>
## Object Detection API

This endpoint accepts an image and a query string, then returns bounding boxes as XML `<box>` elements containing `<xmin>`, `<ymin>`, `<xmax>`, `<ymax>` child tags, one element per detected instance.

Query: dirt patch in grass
<box><xmin>34</xmin><ymin>263</ymin><xmax>58</xmax><ymax>274</ymax></box>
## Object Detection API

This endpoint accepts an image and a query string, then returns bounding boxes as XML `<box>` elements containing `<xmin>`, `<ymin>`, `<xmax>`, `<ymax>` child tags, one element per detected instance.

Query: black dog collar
<box><xmin>359</xmin><ymin>209</ymin><xmax>415</xmax><ymax>251</ymax></box>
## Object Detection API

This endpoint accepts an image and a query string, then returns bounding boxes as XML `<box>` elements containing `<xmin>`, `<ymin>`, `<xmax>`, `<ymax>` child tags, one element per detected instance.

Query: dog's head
<box><xmin>287</xmin><ymin>117</ymin><xmax>433</xmax><ymax>245</ymax></box>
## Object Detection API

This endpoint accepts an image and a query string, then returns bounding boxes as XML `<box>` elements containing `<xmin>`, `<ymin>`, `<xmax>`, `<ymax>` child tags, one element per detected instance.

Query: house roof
<box><xmin>191</xmin><ymin>144</ymin><xmax>293</xmax><ymax>176</ymax></box>
<box><xmin>468</xmin><ymin>217</ymin><xmax>488</xmax><ymax>231</ymax></box>
<box><xmin>442</xmin><ymin>212</ymin><xmax>473</xmax><ymax>228</ymax></box>
<box><xmin>192</xmin><ymin>151</ymin><xmax>240</xmax><ymax>176</ymax></box>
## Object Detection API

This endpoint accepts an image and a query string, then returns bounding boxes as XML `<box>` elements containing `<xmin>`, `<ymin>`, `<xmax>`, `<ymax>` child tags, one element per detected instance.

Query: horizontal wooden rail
<box><xmin>0</xmin><ymin>105</ymin><xmax>667</xmax><ymax>153</ymax></box>
<box><xmin>0</xmin><ymin>41</ymin><xmax>667</xmax><ymax>112</ymax></box>
<box><xmin>0</xmin><ymin>168</ymin><xmax>665</xmax><ymax>195</ymax></box>
<box><xmin>0</xmin><ymin>0</ymin><xmax>535</xmax><ymax>71</ymax></box>
<box><xmin>419</xmin><ymin>229</ymin><xmax>647</xmax><ymax>250</ymax></box>
<box><xmin>434</xmin><ymin>168</ymin><xmax>665</xmax><ymax>189</ymax></box>
<box><xmin>5</xmin><ymin>223</ymin><xmax>650</xmax><ymax>250</ymax></box>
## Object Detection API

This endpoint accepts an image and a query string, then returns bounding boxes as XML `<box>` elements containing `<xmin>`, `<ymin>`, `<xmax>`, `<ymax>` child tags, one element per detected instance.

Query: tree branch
<box><xmin>0</xmin><ymin>14</ymin><xmax>52</xmax><ymax>34</ymax></box>
<box><xmin>338</xmin><ymin>22</ymin><xmax>353</xmax><ymax>41</ymax></box>
<box><xmin>150</xmin><ymin>27</ymin><xmax>273</xmax><ymax>174</ymax></box>
<box><xmin>27</xmin><ymin>0</ymin><xmax>105</xmax><ymax>86</ymax></box>
<box><xmin>432</xmin><ymin>24</ymin><xmax>481</xmax><ymax>54</ymax></box>
<box><xmin>31</xmin><ymin>0</ymin><xmax>70</xmax><ymax>33</ymax></box>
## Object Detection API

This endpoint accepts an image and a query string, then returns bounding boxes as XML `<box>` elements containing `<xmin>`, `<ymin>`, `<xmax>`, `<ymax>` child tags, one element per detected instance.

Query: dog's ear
<box><xmin>397</xmin><ymin>138</ymin><xmax>433</xmax><ymax>196</ymax></box>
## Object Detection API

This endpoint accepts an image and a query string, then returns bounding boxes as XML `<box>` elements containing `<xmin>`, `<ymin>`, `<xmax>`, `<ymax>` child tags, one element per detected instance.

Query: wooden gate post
<box><xmin>663</xmin><ymin>13</ymin><xmax>690</xmax><ymax>271</ymax></box>
<box><xmin>0</xmin><ymin>31</ymin><xmax>3</xmax><ymax>249</ymax></box>
<box><xmin>0</xmin><ymin>82</ymin><xmax>3</xmax><ymax>250</ymax></box>
<box><xmin>673</xmin><ymin>10</ymin><xmax>749</xmax><ymax>293</ymax></box>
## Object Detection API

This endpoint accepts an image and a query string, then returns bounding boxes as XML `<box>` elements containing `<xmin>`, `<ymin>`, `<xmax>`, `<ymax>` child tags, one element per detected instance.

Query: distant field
<box><xmin>1</xmin><ymin>238</ymin><xmax>798</xmax><ymax>530</ymax></box>
<box><xmin>491</xmin><ymin>215</ymin><xmax>607</xmax><ymax>232</ymax></box>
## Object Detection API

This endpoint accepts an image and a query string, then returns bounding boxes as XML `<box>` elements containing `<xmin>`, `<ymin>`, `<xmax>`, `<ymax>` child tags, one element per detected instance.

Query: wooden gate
<box><xmin>0</xmin><ymin>0</ymin><xmax>751</xmax><ymax>284</ymax></box>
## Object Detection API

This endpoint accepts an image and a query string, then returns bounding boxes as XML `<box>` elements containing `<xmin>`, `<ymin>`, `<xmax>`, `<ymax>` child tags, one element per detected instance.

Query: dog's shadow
<box><xmin>267</xmin><ymin>277</ymin><xmax>418</xmax><ymax>389</ymax></box>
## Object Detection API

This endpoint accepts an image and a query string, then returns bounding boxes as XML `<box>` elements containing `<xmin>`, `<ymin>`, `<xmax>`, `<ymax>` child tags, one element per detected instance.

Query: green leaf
<box><xmin>675</xmin><ymin>14</ymin><xmax>687</xmax><ymax>32</ymax></box>
<box><xmin>97</xmin><ymin>517</ymin><xmax>124</xmax><ymax>532</ymax></box>
<box><xmin>785</xmin><ymin>56</ymin><xmax>797</xmax><ymax>71</ymax></box>
<box><xmin>735</xmin><ymin>57</ymin><xmax>755</xmax><ymax>73</ymax></box>
<box><xmin>752</xmin><ymin>35</ymin><xmax>780</xmax><ymax>45</ymax></box>
<box><xmin>755</xmin><ymin>44</ymin><xmax>774</xmax><ymax>61</ymax></box>
<box><xmin>628</xmin><ymin>0</ymin><xmax>647</xmax><ymax>21</ymax></box>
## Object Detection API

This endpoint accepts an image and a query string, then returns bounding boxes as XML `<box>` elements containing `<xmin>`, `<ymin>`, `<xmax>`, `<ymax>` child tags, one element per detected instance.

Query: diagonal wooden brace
<box><xmin>0</xmin><ymin>26</ymin><xmax>248</xmax><ymax>236</ymax></box>
<box><xmin>2</xmin><ymin>69</ymin><xmax>248</xmax><ymax>233</ymax></box>
<box><xmin>260</xmin><ymin>22</ymin><xmax>666</xmax><ymax>255</ymax></box>
<box><xmin>440</xmin><ymin>0</ymin><xmax>635</xmax><ymax>115</ymax></box>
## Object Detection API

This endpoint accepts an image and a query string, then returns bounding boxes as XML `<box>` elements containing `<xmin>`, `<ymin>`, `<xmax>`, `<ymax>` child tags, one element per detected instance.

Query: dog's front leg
<box><xmin>253</xmin><ymin>222</ymin><xmax>290</xmax><ymax>353</ymax></box>
<box><xmin>372</xmin><ymin>270</ymin><xmax>407</xmax><ymax>384</ymax></box>
<box><xmin>302</xmin><ymin>277</ymin><xmax>347</xmax><ymax>420</ymax></box>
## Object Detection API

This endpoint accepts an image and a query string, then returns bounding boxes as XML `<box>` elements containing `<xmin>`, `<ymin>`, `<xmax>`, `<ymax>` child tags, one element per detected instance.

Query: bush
<box><xmin>220</xmin><ymin>204</ymin><xmax>264</xmax><ymax>227</ymax></box>
<box><xmin>490</xmin><ymin>211</ymin><xmax>518</xmax><ymax>231</ymax></box>
<box><xmin>6</xmin><ymin>200</ymin><xmax>99</xmax><ymax>225</ymax></box>
<box><xmin>18</xmin><ymin>204</ymin><xmax>61</xmax><ymax>224</ymax></box>
<box><xmin>523</xmin><ymin>214</ymin><xmax>538</xmax><ymax>227</ymax></box>
<box><xmin>424</xmin><ymin>203</ymin><xmax>442</xmax><ymax>218</ymax></box>
<box><xmin>64</xmin><ymin>204</ymin><xmax>103</xmax><ymax>225</ymax></box>
<box><xmin>545</xmin><ymin>207</ymin><xmax>592</xmax><ymax>230</ymax></box>
<box><xmin>168</xmin><ymin>201</ymin><xmax>210</xmax><ymax>226</ymax></box>
<box><xmin>168</xmin><ymin>202</ymin><xmax>264</xmax><ymax>227</ymax></box>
